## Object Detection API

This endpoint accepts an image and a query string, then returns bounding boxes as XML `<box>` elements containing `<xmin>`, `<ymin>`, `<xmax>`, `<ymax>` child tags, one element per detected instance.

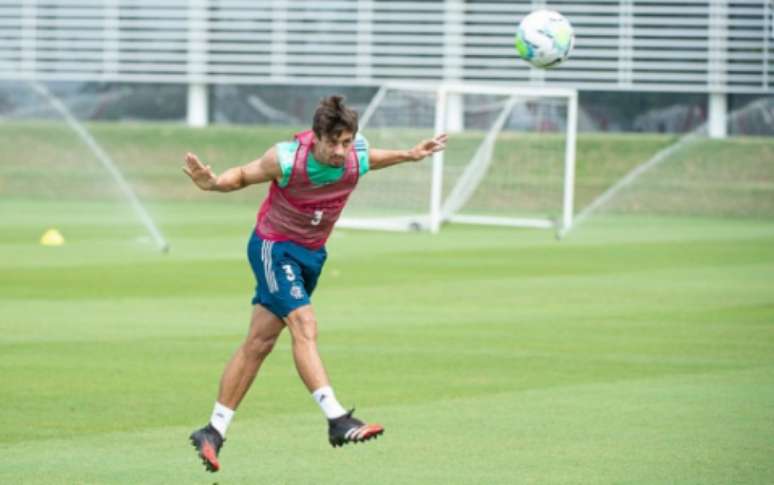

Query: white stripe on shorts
<box><xmin>261</xmin><ymin>240</ymin><xmax>278</xmax><ymax>293</ymax></box>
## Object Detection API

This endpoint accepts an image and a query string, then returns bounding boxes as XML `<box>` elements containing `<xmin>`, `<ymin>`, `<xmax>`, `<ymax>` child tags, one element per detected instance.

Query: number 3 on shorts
<box><xmin>281</xmin><ymin>264</ymin><xmax>296</xmax><ymax>281</ymax></box>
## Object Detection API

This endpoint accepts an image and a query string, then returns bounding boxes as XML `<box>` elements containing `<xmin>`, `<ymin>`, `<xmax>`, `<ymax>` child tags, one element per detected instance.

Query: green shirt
<box><xmin>276</xmin><ymin>134</ymin><xmax>369</xmax><ymax>188</ymax></box>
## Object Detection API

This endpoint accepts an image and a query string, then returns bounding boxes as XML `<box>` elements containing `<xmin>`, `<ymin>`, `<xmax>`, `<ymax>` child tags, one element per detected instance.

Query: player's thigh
<box><xmin>297</xmin><ymin>247</ymin><xmax>327</xmax><ymax>296</ymax></box>
<box><xmin>277</xmin><ymin>239</ymin><xmax>326</xmax><ymax>297</ymax></box>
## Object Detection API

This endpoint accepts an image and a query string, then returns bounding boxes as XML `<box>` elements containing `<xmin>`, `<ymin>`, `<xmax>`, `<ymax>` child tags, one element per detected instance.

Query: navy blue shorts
<box><xmin>247</xmin><ymin>230</ymin><xmax>327</xmax><ymax>318</ymax></box>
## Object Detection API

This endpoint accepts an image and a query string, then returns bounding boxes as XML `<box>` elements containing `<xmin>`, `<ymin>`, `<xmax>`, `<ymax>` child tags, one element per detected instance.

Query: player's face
<box><xmin>315</xmin><ymin>131</ymin><xmax>354</xmax><ymax>167</ymax></box>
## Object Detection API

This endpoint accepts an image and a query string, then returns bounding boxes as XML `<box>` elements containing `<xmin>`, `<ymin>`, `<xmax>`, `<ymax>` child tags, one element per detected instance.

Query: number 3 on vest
<box><xmin>311</xmin><ymin>210</ymin><xmax>324</xmax><ymax>226</ymax></box>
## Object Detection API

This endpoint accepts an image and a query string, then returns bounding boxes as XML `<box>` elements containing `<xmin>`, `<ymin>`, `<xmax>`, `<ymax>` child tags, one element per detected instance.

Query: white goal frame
<box><xmin>337</xmin><ymin>82</ymin><xmax>578</xmax><ymax>236</ymax></box>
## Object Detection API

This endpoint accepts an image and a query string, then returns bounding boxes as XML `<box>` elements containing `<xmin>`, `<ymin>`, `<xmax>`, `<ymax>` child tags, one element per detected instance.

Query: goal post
<box><xmin>337</xmin><ymin>82</ymin><xmax>578</xmax><ymax>236</ymax></box>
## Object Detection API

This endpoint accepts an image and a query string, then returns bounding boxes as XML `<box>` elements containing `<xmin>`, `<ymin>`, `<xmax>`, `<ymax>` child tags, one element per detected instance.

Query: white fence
<box><xmin>1</xmin><ymin>0</ymin><xmax>772</xmax><ymax>94</ymax></box>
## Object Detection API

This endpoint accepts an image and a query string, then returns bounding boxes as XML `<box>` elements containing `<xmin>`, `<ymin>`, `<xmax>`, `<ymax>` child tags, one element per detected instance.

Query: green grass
<box><xmin>1</xmin><ymin>123</ymin><xmax>773</xmax><ymax>483</ymax></box>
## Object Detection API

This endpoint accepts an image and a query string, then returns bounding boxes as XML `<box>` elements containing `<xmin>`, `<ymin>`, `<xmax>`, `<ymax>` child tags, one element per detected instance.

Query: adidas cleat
<box><xmin>328</xmin><ymin>409</ymin><xmax>384</xmax><ymax>447</ymax></box>
<box><xmin>189</xmin><ymin>424</ymin><xmax>225</xmax><ymax>472</ymax></box>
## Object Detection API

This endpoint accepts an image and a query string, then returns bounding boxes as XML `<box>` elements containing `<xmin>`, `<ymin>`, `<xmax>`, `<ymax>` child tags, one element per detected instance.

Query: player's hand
<box><xmin>183</xmin><ymin>152</ymin><xmax>217</xmax><ymax>191</ymax></box>
<box><xmin>409</xmin><ymin>133</ymin><xmax>448</xmax><ymax>161</ymax></box>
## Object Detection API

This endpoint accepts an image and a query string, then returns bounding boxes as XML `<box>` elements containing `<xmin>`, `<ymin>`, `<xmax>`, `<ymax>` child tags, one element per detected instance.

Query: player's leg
<box><xmin>190</xmin><ymin>304</ymin><xmax>284</xmax><ymax>473</ymax></box>
<box><xmin>251</xmin><ymin>235</ymin><xmax>384</xmax><ymax>447</ymax></box>
<box><xmin>218</xmin><ymin>304</ymin><xmax>285</xmax><ymax>410</ymax></box>
<box><xmin>190</xmin><ymin>231</ymin><xmax>286</xmax><ymax>473</ymax></box>
<box><xmin>284</xmin><ymin>304</ymin><xmax>329</xmax><ymax>392</ymax></box>
<box><xmin>285</xmin><ymin>304</ymin><xmax>384</xmax><ymax>447</ymax></box>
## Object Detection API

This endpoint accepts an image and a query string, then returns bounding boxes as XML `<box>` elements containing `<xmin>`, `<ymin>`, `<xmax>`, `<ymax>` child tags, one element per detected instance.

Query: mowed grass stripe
<box><xmin>1</xmin><ymin>366</ymin><xmax>772</xmax><ymax>484</ymax></box>
<box><xmin>3</xmin><ymin>235</ymin><xmax>774</xmax><ymax>299</ymax></box>
<box><xmin>2</xmin><ymin>290</ymin><xmax>769</xmax><ymax>444</ymax></box>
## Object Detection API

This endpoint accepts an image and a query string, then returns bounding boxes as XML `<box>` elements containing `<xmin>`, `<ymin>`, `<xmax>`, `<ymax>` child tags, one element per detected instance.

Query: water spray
<box><xmin>28</xmin><ymin>82</ymin><xmax>170</xmax><ymax>253</ymax></box>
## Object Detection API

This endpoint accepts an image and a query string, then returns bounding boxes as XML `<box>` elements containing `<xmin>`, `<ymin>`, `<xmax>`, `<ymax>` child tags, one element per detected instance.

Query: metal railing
<box><xmin>1</xmin><ymin>0</ymin><xmax>771</xmax><ymax>94</ymax></box>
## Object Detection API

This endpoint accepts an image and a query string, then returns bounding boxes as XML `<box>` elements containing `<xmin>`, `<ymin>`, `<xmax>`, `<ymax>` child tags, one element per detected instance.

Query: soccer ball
<box><xmin>514</xmin><ymin>9</ymin><xmax>575</xmax><ymax>69</ymax></box>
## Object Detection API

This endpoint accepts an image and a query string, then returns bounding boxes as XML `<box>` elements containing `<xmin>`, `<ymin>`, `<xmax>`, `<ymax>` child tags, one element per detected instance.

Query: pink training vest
<box><xmin>256</xmin><ymin>130</ymin><xmax>359</xmax><ymax>249</ymax></box>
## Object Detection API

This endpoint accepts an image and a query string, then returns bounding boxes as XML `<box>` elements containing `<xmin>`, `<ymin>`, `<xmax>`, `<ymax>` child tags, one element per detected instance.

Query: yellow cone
<box><xmin>40</xmin><ymin>228</ymin><xmax>65</xmax><ymax>246</ymax></box>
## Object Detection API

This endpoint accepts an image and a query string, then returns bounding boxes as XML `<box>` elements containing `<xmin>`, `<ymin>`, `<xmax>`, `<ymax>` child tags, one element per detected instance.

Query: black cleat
<box><xmin>189</xmin><ymin>424</ymin><xmax>225</xmax><ymax>472</ymax></box>
<box><xmin>328</xmin><ymin>409</ymin><xmax>384</xmax><ymax>448</ymax></box>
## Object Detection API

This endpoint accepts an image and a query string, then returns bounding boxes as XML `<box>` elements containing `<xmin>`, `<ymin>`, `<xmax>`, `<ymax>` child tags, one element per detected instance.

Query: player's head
<box><xmin>312</xmin><ymin>96</ymin><xmax>358</xmax><ymax>167</ymax></box>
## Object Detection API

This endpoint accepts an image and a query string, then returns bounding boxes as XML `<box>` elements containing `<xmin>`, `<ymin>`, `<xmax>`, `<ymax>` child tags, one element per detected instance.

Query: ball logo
<box><xmin>290</xmin><ymin>285</ymin><xmax>304</xmax><ymax>300</ymax></box>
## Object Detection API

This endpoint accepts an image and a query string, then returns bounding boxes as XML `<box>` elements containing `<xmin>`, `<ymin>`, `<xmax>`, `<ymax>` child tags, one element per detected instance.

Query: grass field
<box><xmin>1</xmin><ymin>123</ymin><xmax>773</xmax><ymax>483</ymax></box>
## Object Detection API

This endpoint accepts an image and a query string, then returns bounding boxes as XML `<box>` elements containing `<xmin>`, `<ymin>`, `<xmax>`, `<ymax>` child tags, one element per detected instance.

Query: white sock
<box><xmin>209</xmin><ymin>402</ymin><xmax>235</xmax><ymax>438</ymax></box>
<box><xmin>312</xmin><ymin>386</ymin><xmax>347</xmax><ymax>419</ymax></box>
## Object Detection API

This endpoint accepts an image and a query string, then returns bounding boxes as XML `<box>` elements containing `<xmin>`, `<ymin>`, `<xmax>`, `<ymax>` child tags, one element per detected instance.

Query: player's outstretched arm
<box><xmin>183</xmin><ymin>147</ymin><xmax>281</xmax><ymax>192</ymax></box>
<box><xmin>368</xmin><ymin>133</ymin><xmax>448</xmax><ymax>171</ymax></box>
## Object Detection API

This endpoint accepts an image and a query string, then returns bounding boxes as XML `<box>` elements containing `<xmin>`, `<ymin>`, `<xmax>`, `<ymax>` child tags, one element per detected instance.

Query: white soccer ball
<box><xmin>515</xmin><ymin>9</ymin><xmax>575</xmax><ymax>69</ymax></box>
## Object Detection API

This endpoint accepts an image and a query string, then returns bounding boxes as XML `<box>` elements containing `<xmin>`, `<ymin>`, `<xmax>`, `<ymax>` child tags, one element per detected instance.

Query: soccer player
<box><xmin>183</xmin><ymin>95</ymin><xmax>447</xmax><ymax>472</ymax></box>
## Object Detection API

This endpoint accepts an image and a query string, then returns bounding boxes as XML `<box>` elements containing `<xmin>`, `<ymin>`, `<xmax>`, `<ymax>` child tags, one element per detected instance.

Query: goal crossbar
<box><xmin>337</xmin><ymin>82</ymin><xmax>578</xmax><ymax>236</ymax></box>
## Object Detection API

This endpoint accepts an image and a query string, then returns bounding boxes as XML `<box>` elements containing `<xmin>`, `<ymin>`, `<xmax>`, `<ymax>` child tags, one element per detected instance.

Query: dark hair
<box><xmin>312</xmin><ymin>95</ymin><xmax>359</xmax><ymax>140</ymax></box>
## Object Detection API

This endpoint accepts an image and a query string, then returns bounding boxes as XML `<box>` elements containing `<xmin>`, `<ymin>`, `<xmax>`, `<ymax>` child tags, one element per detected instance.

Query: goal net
<box><xmin>338</xmin><ymin>83</ymin><xmax>578</xmax><ymax>235</ymax></box>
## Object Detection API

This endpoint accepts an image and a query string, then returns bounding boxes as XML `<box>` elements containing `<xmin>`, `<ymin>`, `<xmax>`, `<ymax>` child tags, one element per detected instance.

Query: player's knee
<box><xmin>245</xmin><ymin>334</ymin><xmax>278</xmax><ymax>359</ymax></box>
<box><xmin>288</xmin><ymin>314</ymin><xmax>318</xmax><ymax>343</ymax></box>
